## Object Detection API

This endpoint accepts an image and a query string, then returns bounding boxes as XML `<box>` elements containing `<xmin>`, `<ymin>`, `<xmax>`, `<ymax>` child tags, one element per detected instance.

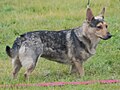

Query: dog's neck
<box><xmin>74</xmin><ymin>22</ymin><xmax>100</xmax><ymax>54</ymax></box>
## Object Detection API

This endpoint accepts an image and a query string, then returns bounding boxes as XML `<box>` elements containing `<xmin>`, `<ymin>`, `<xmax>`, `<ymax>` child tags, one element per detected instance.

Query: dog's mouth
<box><xmin>100</xmin><ymin>34</ymin><xmax>112</xmax><ymax>40</ymax></box>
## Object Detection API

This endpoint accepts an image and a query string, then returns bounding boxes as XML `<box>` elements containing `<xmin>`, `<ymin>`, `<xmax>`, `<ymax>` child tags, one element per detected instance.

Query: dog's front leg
<box><xmin>72</xmin><ymin>58</ymin><xmax>84</xmax><ymax>77</ymax></box>
<box><xmin>70</xmin><ymin>64</ymin><xmax>78</xmax><ymax>74</ymax></box>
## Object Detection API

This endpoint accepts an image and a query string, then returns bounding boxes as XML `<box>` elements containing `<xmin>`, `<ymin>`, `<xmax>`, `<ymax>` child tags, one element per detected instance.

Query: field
<box><xmin>0</xmin><ymin>0</ymin><xmax>120</xmax><ymax>89</ymax></box>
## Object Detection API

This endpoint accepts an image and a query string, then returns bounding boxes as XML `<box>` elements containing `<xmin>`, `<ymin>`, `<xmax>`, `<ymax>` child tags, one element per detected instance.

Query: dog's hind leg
<box><xmin>20</xmin><ymin>55</ymin><xmax>40</xmax><ymax>79</ymax></box>
<box><xmin>24</xmin><ymin>62</ymin><xmax>36</xmax><ymax>79</ymax></box>
<box><xmin>12</xmin><ymin>57</ymin><xmax>22</xmax><ymax>79</ymax></box>
<box><xmin>18</xmin><ymin>39</ymin><xmax>43</xmax><ymax>79</ymax></box>
<box><xmin>19</xmin><ymin>44</ymin><xmax>43</xmax><ymax>79</ymax></box>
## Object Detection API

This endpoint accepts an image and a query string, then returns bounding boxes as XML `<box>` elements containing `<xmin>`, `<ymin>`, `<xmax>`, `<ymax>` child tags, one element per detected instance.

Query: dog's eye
<box><xmin>97</xmin><ymin>26</ymin><xmax>102</xmax><ymax>29</ymax></box>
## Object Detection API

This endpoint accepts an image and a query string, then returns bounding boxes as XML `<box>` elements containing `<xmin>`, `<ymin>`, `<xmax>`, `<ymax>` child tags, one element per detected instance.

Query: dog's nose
<box><xmin>108</xmin><ymin>34</ymin><xmax>112</xmax><ymax>38</ymax></box>
<box><xmin>107</xmin><ymin>32</ymin><xmax>112</xmax><ymax>38</ymax></box>
<box><xmin>102</xmin><ymin>32</ymin><xmax>112</xmax><ymax>40</ymax></box>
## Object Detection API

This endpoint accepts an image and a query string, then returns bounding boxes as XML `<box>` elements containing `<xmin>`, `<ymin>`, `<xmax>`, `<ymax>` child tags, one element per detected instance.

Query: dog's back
<box><xmin>6</xmin><ymin>28</ymin><xmax>84</xmax><ymax>64</ymax></box>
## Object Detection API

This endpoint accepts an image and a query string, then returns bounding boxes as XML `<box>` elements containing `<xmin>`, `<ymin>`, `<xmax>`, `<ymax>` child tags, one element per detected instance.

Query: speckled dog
<box><xmin>6</xmin><ymin>7</ymin><xmax>112</xmax><ymax>79</ymax></box>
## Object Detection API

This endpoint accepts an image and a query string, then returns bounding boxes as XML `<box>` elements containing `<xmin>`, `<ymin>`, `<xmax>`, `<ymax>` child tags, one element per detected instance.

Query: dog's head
<box><xmin>86</xmin><ymin>7</ymin><xmax>112</xmax><ymax>40</ymax></box>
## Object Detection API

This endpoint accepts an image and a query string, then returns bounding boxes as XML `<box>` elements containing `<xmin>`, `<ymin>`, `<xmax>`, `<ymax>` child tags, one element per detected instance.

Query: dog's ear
<box><xmin>86</xmin><ymin>8</ymin><xmax>94</xmax><ymax>22</ymax></box>
<box><xmin>99</xmin><ymin>7</ymin><xmax>105</xmax><ymax>18</ymax></box>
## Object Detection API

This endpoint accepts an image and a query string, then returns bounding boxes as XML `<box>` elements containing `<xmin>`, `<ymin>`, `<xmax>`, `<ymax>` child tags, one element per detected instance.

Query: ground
<box><xmin>0</xmin><ymin>0</ymin><xmax>120</xmax><ymax>89</ymax></box>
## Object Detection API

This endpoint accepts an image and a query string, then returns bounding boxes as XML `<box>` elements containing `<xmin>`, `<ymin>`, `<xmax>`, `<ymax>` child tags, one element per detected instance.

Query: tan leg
<box><xmin>12</xmin><ymin>64</ymin><xmax>22</xmax><ymax>79</ymax></box>
<box><xmin>12</xmin><ymin>58</ymin><xmax>22</xmax><ymax>79</ymax></box>
<box><xmin>72</xmin><ymin>59</ymin><xmax>84</xmax><ymax>77</ymax></box>
<box><xmin>24</xmin><ymin>64</ymin><xmax>35</xmax><ymax>79</ymax></box>
<box><xmin>70</xmin><ymin>64</ymin><xmax>78</xmax><ymax>74</ymax></box>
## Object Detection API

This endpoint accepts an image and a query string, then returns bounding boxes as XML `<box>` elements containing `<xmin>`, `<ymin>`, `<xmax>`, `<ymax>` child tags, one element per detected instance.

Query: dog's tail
<box><xmin>6</xmin><ymin>46</ymin><xmax>14</xmax><ymax>58</ymax></box>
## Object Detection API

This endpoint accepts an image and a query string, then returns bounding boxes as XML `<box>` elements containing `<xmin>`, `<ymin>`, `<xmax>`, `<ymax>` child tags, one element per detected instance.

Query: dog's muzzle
<box><xmin>101</xmin><ymin>32</ymin><xmax>112</xmax><ymax>40</ymax></box>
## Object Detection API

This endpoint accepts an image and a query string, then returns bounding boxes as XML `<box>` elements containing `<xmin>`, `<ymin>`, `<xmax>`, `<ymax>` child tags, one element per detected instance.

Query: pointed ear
<box><xmin>99</xmin><ymin>7</ymin><xmax>105</xmax><ymax>18</ymax></box>
<box><xmin>86</xmin><ymin>8</ymin><xmax>94</xmax><ymax>22</ymax></box>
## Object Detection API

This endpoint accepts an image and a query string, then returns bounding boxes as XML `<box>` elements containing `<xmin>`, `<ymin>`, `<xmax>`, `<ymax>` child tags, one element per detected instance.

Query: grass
<box><xmin>0</xmin><ymin>0</ymin><xmax>120</xmax><ymax>89</ymax></box>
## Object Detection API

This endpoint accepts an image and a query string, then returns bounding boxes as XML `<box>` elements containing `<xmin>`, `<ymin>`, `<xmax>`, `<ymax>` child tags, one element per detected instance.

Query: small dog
<box><xmin>6</xmin><ymin>7</ymin><xmax>112</xmax><ymax>79</ymax></box>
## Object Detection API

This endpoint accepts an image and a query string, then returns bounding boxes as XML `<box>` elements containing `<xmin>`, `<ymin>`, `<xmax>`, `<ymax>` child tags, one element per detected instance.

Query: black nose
<box><xmin>107</xmin><ymin>32</ymin><xmax>112</xmax><ymax>38</ymax></box>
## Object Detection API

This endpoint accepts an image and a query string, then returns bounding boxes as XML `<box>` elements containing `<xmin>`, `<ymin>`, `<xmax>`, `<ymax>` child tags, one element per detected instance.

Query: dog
<box><xmin>6</xmin><ymin>7</ymin><xmax>112</xmax><ymax>79</ymax></box>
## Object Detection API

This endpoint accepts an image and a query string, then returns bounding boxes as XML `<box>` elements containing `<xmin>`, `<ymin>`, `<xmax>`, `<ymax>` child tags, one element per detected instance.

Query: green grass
<box><xmin>0</xmin><ymin>0</ymin><xmax>120</xmax><ymax>89</ymax></box>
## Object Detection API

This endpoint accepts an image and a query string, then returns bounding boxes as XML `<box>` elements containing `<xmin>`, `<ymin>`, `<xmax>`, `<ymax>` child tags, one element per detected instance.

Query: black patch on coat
<box><xmin>90</xmin><ymin>18</ymin><xmax>104</xmax><ymax>27</ymax></box>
